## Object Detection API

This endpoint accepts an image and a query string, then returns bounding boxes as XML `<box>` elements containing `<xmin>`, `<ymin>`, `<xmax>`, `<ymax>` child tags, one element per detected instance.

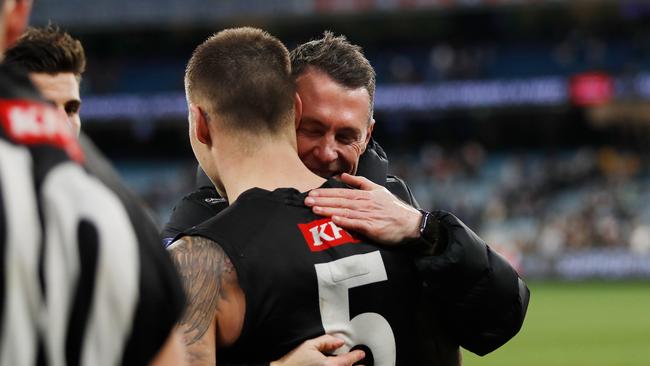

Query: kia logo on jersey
<box><xmin>298</xmin><ymin>218</ymin><xmax>361</xmax><ymax>252</ymax></box>
<box><xmin>0</xmin><ymin>99</ymin><xmax>84</xmax><ymax>162</ymax></box>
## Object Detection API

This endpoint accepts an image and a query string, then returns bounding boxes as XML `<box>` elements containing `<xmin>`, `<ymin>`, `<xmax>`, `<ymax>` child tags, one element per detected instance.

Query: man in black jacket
<box><xmin>163</xmin><ymin>31</ymin><xmax>529</xmax><ymax>365</ymax></box>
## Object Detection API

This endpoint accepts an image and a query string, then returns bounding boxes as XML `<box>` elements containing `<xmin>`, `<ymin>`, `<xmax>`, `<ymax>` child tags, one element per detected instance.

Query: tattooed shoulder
<box><xmin>168</xmin><ymin>235</ymin><xmax>237</xmax><ymax>345</ymax></box>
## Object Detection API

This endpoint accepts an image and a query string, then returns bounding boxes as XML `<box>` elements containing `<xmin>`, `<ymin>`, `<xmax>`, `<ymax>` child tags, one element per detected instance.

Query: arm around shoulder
<box><xmin>414</xmin><ymin>210</ymin><xmax>530</xmax><ymax>356</ymax></box>
<box><xmin>383</xmin><ymin>176</ymin><xmax>530</xmax><ymax>354</ymax></box>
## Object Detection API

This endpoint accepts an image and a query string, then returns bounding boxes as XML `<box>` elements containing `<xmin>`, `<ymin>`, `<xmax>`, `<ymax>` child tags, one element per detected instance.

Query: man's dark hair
<box><xmin>185</xmin><ymin>27</ymin><xmax>294</xmax><ymax>134</ymax></box>
<box><xmin>3</xmin><ymin>25</ymin><xmax>86</xmax><ymax>79</ymax></box>
<box><xmin>290</xmin><ymin>31</ymin><xmax>376</xmax><ymax>115</ymax></box>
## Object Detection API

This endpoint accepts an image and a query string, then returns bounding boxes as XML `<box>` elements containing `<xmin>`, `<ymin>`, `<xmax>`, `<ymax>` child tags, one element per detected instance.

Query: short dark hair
<box><xmin>290</xmin><ymin>31</ymin><xmax>376</xmax><ymax>115</ymax></box>
<box><xmin>3</xmin><ymin>25</ymin><xmax>86</xmax><ymax>78</ymax></box>
<box><xmin>185</xmin><ymin>27</ymin><xmax>294</xmax><ymax>134</ymax></box>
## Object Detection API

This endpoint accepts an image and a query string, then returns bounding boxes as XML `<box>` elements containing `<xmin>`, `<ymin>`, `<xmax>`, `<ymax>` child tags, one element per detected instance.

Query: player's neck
<box><xmin>218</xmin><ymin>141</ymin><xmax>325</xmax><ymax>202</ymax></box>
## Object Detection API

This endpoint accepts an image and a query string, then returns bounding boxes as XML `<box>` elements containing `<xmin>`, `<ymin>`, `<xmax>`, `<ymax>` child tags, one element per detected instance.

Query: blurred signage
<box><xmin>375</xmin><ymin>77</ymin><xmax>567</xmax><ymax>111</ymax></box>
<box><xmin>81</xmin><ymin>77</ymin><xmax>568</xmax><ymax>121</ymax></box>
<box><xmin>556</xmin><ymin>249</ymin><xmax>650</xmax><ymax>279</ymax></box>
<box><xmin>79</xmin><ymin>73</ymin><xmax>650</xmax><ymax>122</ymax></box>
<box><xmin>523</xmin><ymin>249</ymin><xmax>650</xmax><ymax>279</ymax></box>
<box><xmin>569</xmin><ymin>72</ymin><xmax>614</xmax><ymax>107</ymax></box>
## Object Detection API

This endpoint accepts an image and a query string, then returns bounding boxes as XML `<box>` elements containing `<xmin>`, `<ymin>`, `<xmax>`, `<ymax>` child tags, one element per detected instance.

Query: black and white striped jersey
<box><xmin>0</xmin><ymin>66</ymin><xmax>185</xmax><ymax>366</ymax></box>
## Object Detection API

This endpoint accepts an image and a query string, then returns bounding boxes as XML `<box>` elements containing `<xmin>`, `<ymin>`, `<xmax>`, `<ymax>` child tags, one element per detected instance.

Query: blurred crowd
<box><xmin>393</xmin><ymin>143</ymin><xmax>650</xmax><ymax>264</ymax></box>
<box><xmin>372</xmin><ymin>32</ymin><xmax>650</xmax><ymax>84</ymax></box>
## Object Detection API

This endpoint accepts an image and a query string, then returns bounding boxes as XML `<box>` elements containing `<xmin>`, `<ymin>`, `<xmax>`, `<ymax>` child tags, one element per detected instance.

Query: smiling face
<box><xmin>30</xmin><ymin>72</ymin><xmax>81</xmax><ymax>135</ymax></box>
<box><xmin>295</xmin><ymin>68</ymin><xmax>374</xmax><ymax>178</ymax></box>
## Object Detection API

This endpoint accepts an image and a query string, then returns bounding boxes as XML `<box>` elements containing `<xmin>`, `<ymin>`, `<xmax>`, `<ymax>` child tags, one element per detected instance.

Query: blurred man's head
<box><xmin>4</xmin><ymin>25</ymin><xmax>86</xmax><ymax>135</ymax></box>
<box><xmin>185</xmin><ymin>27</ymin><xmax>296</xmax><ymax>195</ymax></box>
<box><xmin>0</xmin><ymin>0</ymin><xmax>31</xmax><ymax>53</ymax></box>
<box><xmin>0</xmin><ymin>0</ymin><xmax>32</xmax><ymax>54</ymax></box>
<box><xmin>291</xmin><ymin>31</ymin><xmax>376</xmax><ymax>178</ymax></box>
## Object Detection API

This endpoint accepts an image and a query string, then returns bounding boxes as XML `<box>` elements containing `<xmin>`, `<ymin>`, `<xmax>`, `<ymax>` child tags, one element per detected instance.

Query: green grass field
<box><xmin>462</xmin><ymin>281</ymin><xmax>650</xmax><ymax>366</ymax></box>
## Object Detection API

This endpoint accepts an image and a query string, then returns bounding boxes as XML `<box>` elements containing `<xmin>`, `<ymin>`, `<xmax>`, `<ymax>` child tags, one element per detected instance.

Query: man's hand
<box><xmin>305</xmin><ymin>173</ymin><xmax>421</xmax><ymax>245</ymax></box>
<box><xmin>271</xmin><ymin>335</ymin><xmax>365</xmax><ymax>366</ymax></box>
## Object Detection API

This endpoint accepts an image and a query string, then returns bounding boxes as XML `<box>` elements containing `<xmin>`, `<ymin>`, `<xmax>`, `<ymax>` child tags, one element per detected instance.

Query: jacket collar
<box><xmin>356</xmin><ymin>137</ymin><xmax>389</xmax><ymax>185</ymax></box>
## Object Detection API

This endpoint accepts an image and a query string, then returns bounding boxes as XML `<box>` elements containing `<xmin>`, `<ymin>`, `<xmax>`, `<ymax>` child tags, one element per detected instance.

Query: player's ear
<box><xmin>3</xmin><ymin>0</ymin><xmax>32</xmax><ymax>49</ymax></box>
<box><xmin>294</xmin><ymin>92</ymin><xmax>303</xmax><ymax>129</ymax></box>
<box><xmin>190</xmin><ymin>104</ymin><xmax>211</xmax><ymax>146</ymax></box>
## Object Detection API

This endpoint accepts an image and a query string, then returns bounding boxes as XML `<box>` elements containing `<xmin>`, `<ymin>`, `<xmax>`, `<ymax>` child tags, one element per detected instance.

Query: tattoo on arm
<box><xmin>168</xmin><ymin>235</ymin><xmax>236</xmax><ymax>346</ymax></box>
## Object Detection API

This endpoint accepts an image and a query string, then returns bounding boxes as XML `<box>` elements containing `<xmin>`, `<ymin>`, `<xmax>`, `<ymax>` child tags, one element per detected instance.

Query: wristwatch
<box><xmin>413</xmin><ymin>209</ymin><xmax>440</xmax><ymax>255</ymax></box>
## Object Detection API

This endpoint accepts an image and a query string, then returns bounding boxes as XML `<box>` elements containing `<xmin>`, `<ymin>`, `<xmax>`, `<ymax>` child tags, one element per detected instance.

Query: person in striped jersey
<box><xmin>3</xmin><ymin>24</ymin><xmax>86</xmax><ymax>136</ymax></box>
<box><xmin>0</xmin><ymin>1</ymin><xmax>187</xmax><ymax>364</ymax></box>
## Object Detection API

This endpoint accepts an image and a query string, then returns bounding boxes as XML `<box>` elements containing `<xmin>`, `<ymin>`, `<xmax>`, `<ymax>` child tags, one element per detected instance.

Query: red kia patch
<box><xmin>0</xmin><ymin>99</ymin><xmax>84</xmax><ymax>162</ymax></box>
<box><xmin>298</xmin><ymin>218</ymin><xmax>361</xmax><ymax>252</ymax></box>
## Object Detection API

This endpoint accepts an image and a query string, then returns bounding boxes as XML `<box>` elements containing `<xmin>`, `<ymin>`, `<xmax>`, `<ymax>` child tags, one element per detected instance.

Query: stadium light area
<box><xmin>31</xmin><ymin>0</ymin><xmax>567</xmax><ymax>27</ymax></box>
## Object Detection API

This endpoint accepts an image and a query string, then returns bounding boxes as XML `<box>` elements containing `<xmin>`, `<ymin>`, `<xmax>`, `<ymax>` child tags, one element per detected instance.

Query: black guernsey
<box><xmin>0</xmin><ymin>65</ymin><xmax>185</xmax><ymax>366</ymax></box>
<box><xmin>165</xmin><ymin>140</ymin><xmax>530</xmax><ymax>363</ymax></box>
<box><xmin>183</xmin><ymin>180</ymin><xmax>420</xmax><ymax>365</ymax></box>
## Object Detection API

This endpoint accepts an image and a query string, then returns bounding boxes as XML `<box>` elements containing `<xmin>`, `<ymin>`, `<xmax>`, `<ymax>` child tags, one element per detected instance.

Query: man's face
<box><xmin>295</xmin><ymin>68</ymin><xmax>374</xmax><ymax>178</ymax></box>
<box><xmin>29</xmin><ymin>72</ymin><xmax>81</xmax><ymax>135</ymax></box>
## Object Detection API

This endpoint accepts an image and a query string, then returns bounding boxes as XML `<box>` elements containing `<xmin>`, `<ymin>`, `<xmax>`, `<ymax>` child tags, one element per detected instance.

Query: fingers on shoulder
<box><xmin>341</xmin><ymin>173</ymin><xmax>377</xmax><ymax>190</ymax></box>
<box><xmin>332</xmin><ymin>216</ymin><xmax>372</xmax><ymax>233</ymax></box>
<box><xmin>309</xmin><ymin>334</ymin><xmax>344</xmax><ymax>351</ymax></box>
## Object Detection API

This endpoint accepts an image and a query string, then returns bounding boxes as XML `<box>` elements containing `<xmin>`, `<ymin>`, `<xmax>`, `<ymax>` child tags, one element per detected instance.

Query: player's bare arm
<box><xmin>168</xmin><ymin>236</ymin><xmax>245</xmax><ymax>366</ymax></box>
<box><xmin>148</xmin><ymin>328</ymin><xmax>187</xmax><ymax>366</ymax></box>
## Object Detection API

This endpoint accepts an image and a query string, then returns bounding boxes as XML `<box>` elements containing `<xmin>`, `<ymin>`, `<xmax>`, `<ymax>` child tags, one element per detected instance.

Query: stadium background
<box><xmin>30</xmin><ymin>1</ymin><xmax>650</xmax><ymax>365</ymax></box>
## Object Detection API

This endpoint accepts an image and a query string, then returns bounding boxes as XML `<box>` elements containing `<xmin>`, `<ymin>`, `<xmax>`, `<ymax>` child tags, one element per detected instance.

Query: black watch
<box><xmin>413</xmin><ymin>209</ymin><xmax>440</xmax><ymax>255</ymax></box>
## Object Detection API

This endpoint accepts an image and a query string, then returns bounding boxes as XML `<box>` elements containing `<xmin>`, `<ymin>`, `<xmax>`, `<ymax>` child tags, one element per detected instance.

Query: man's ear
<box><xmin>294</xmin><ymin>92</ymin><xmax>303</xmax><ymax>129</ymax></box>
<box><xmin>4</xmin><ymin>0</ymin><xmax>32</xmax><ymax>49</ymax></box>
<box><xmin>190</xmin><ymin>104</ymin><xmax>211</xmax><ymax>145</ymax></box>
<box><xmin>362</xmin><ymin>117</ymin><xmax>375</xmax><ymax>153</ymax></box>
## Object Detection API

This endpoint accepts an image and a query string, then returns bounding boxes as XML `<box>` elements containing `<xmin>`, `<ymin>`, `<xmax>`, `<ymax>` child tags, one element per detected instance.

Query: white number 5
<box><xmin>315</xmin><ymin>251</ymin><xmax>396</xmax><ymax>366</ymax></box>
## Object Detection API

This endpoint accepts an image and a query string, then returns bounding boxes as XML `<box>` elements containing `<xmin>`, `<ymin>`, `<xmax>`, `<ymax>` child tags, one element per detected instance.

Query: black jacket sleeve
<box><xmin>385</xmin><ymin>175</ymin><xmax>421</xmax><ymax>209</ymax></box>
<box><xmin>385</xmin><ymin>177</ymin><xmax>530</xmax><ymax>356</ymax></box>
<box><xmin>417</xmin><ymin>210</ymin><xmax>530</xmax><ymax>355</ymax></box>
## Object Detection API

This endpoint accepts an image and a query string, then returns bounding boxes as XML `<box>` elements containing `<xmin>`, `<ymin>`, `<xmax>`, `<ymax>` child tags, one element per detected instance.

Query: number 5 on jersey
<box><xmin>315</xmin><ymin>251</ymin><xmax>396</xmax><ymax>366</ymax></box>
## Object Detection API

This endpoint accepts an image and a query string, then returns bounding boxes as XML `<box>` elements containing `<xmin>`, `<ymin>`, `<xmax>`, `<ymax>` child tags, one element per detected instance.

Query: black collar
<box><xmin>356</xmin><ymin>137</ymin><xmax>389</xmax><ymax>185</ymax></box>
